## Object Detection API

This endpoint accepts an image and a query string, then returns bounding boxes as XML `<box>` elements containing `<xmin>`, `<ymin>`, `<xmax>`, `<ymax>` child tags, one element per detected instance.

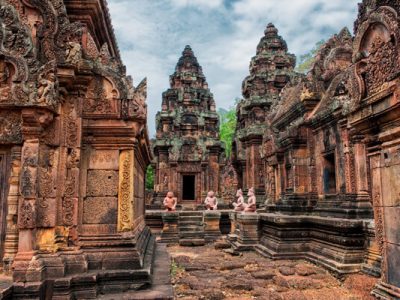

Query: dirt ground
<box><xmin>167</xmin><ymin>243</ymin><xmax>377</xmax><ymax>300</ymax></box>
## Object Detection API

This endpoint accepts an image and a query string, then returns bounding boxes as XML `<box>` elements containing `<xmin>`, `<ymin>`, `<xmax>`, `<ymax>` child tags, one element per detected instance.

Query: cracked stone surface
<box><xmin>167</xmin><ymin>244</ymin><xmax>377</xmax><ymax>300</ymax></box>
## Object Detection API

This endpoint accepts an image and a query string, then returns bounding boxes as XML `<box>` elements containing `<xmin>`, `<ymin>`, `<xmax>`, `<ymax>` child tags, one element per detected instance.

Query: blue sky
<box><xmin>107</xmin><ymin>0</ymin><xmax>359</xmax><ymax>136</ymax></box>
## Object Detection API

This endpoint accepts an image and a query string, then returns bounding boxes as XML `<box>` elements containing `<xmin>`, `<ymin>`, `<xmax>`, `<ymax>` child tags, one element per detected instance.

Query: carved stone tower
<box><xmin>232</xmin><ymin>23</ymin><xmax>296</xmax><ymax>203</ymax></box>
<box><xmin>153</xmin><ymin>45</ymin><xmax>224</xmax><ymax>205</ymax></box>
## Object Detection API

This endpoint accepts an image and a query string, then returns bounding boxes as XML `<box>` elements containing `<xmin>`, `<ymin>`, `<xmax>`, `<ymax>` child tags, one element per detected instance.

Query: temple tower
<box><xmin>153</xmin><ymin>46</ymin><xmax>224</xmax><ymax>206</ymax></box>
<box><xmin>233</xmin><ymin>23</ymin><xmax>296</xmax><ymax>203</ymax></box>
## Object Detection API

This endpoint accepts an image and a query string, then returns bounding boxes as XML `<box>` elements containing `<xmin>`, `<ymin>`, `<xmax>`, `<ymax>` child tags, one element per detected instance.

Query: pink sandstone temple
<box><xmin>0</xmin><ymin>0</ymin><xmax>399</xmax><ymax>299</ymax></box>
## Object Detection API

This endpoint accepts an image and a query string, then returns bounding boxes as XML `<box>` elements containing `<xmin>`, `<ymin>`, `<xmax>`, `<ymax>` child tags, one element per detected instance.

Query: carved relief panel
<box><xmin>83</xmin><ymin>76</ymin><xmax>120</xmax><ymax>118</ymax></box>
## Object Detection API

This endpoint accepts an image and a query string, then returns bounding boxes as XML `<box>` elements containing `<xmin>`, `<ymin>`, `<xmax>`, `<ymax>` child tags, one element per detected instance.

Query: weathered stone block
<box><xmin>83</xmin><ymin>197</ymin><xmax>117</xmax><ymax>224</ymax></box>
<box><xmin>86</xmin><ymin>170</ymin><xmax>118</xmax><ymax>196</ymax></box>
<box><xmin>383</xmin><ymin>207</ymin><xmax>400</xmax><ymax>245</ymax></box>
<box><xmin>89</xmin><ymin>150</ymin><xmax>119</xmax><ymax>170</ymax></box>
<box><xmin>386</xmin><ymin>242</ymin><xmax>400</xmax><ymax>288</ymax></box>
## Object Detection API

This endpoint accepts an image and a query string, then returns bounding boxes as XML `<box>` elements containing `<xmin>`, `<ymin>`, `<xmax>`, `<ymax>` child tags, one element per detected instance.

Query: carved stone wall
<box><xmin>0</xmin><ymin>0</ymin><xmax>153</xmax><ymax>298</ymax></box>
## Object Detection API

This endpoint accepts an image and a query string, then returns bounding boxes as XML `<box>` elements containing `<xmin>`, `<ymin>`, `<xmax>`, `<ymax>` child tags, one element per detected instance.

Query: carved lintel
<box><xmin>117</xmin><ymin>150</ymin><xmax>134</xmax><ymax>232</ymax></box>
<box><xmin>21</xmin><ymin>108</ymin><xmax>54</xmax><ymax>139</ymax></box>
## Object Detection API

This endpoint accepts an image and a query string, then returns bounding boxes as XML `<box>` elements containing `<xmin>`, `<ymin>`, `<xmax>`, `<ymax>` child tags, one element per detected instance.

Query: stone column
<box><xmin>236</xmin><ymin>213</ymin><xmax>260</xmax><ymax>250</ymax></box>
<box><xmin>118</xmin><ymin>150</ymin><xmax>134</xmax><ymax>232</ymax></box>
<box><xmin>204</xmin><ymin>211</ymin><xmax>221</xmax><ymax>242</ymax></box>
<box><xmin>2</xmin><ymin>147</ymin><xmax>21</xmax><ymax>273</ymax></box>
<box><xmin>352</xmin><ymin>135</ymin><xmax>371</xmax><ymax>206</ymax></box>
<box><xmin>14</xmin><ymin>139</ymin><xmax>40</xmax><ymax>282</ymax></box>
<box><xmin>227</xmin><ymin>211</ymin><xmax>239</xmax><ymax>243</ymax></box>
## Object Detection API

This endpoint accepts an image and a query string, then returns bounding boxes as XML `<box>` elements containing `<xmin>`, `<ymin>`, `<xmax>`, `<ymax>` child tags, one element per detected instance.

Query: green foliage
<box><xmin>171</xmin><ymin>260</ymin><xmax>185</xmax><ymax>278</ymax></box>
<box><xmin>218</xmin><ymin>105</ymin><xmax>237</xmax><ymax>158</ymax></box>
<box><xmin>145</xmin><ymin>165</ymin><xmax>154</xmax><ymax>190</ymax></box>
<box><xmin>296</xmin><ymin>39</ymin><xmax>325</xmax><ymax>74</ymax></box>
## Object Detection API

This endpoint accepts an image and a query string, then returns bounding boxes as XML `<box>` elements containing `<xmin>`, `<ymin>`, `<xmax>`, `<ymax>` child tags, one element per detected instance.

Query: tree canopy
<box><xmin>218</xmin><ymin>105</ymin><xmax>237</xmax><ymax>158</ymax></box>
<box><xmin>295</xmin><ymin>39</ymin><xmax>325</xmax><ymax>74</ymax></box>
<box><xmin>146</xmin><ymin>165</ymin><xmax>154</xmax><ymax>190</ymax></box>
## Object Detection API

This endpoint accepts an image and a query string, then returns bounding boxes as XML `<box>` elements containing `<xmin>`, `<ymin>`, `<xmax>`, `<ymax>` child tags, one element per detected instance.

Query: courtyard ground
<box><xmin>167</xmin><ymin>242</ymin><xmax>378</xmax><ymax>300</ymax></box>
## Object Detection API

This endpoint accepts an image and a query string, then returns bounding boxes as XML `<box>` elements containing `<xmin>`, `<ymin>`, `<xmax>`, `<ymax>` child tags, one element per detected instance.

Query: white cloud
<box><xmin>171</xmin><ymin>0</ymin><xmax>224</xmax><ymax>8</ymax></box>
<box><xmin>107</xmin><ymin>0</ymin><xmax>359</xmax><ymax>137</ymax></box>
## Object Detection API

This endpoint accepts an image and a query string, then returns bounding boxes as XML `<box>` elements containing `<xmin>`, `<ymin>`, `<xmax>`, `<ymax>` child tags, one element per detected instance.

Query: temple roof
<box><xmin>174</xmin><ymin>45</ymin><xmax>204</xmax><ymax>76</ymax></box>
<box><xmin>256</xmin><ymin>23</ymin><xmax>289</xmax><ymax>55</ymax></box>
<box><xmin>64</xmin><ymin>0</ymin><xmax>121</xmax><ymax>60</ymax></box>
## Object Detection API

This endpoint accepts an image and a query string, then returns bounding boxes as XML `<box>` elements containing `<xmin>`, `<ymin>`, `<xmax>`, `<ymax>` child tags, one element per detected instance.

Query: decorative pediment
<box><xmin>353</xmin><ymin>7</ymin><xmax>399</xmax><ymax>99</ymax></box>
<box><xmin>83</xmin><ymin>75</ymin><xmax>119</xmax><ymax>117</ymax></box>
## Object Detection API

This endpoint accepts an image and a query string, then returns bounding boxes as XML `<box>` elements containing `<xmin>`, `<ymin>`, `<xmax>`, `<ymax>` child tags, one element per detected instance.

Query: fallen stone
<box><xmin>223</xmin><ymin>248</ymin><xmax>241</xmax><ymax>256</ymax></box>
<box><xmin>214</xmin><ymin>241</ymin><xmax>231</xmax><ymax>249</ymax></box>
<box><xmin>252</xmin><ymin>287</ymin><xmax>283</xmax><ymax>300</ymax></box>
<box><xmin>174</xmin><ymin>255</ymin><xmax>191</xmax><ymax>268</ymax></box>
<box><xmin>280</xmin><ymin>290</ymin><xmax>307</xmax><ymax>300</ymax></box>
<box><xmin>295</xmin><ymin>264</ymin><xmax>317</xmax><ymax>276</ymax></box>
<box><xmin>287</xmin><ymin>277</ymin><xmax>320</xmax><ymax>290</ymax></box>
<box><xmin>219</xmin><ymin>262</ymin><xmax>246</xmax><ymax>270</ymax></box>
<box><xmin>278</xmin><ymin>266</ymin><xmax>295</xmax><ymax>276</ymax></box>
<box><xmin>273</xmin><ymin>275</ymin><xmax>290</xmax><ymax>288</ymax></box>
<box><xmin>180</xmin><ymin>276</ymin><xmax>210</xmax><ymax>290</ymax></box>
<box><xmin>251</xmin><ymin>270</ymin><xmax>276</xmax><ymax>280</ymax></box>
<box><xmin>184</xmin><ymin>263</ymin><xmax>206</xmax><ymax>272</ymax></box>
<box><xmin>224</xmin><ymin>279</ymin><xmax>253</xmax><ymax>291</ymax></box>
<box><xmin>199</xmin><ymin>289</ymin><xmax>225</xmax><ymax>300</ymax></box>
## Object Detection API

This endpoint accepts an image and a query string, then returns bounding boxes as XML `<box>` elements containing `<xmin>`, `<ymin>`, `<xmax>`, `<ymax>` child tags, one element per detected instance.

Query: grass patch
<box><xmin>171</xmin><ymin>260</ymin><xmax>185</xmax><ymax>278</ymax></box>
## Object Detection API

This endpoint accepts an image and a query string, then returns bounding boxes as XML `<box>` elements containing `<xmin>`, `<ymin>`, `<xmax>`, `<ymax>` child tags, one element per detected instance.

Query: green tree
<box><xmin>296</xmin><ymin>39</ymin><xmax>325</xmax><ymax>74</ymax></box>
<box><xmin>218</xmin><ymin>106</ymin><xmax>237</xmax><ymax>157</ymax></box>
<box><xmin>145</xmin><ymin>165</ymin><xmax>154</xmax><ymax>190</ymax></box>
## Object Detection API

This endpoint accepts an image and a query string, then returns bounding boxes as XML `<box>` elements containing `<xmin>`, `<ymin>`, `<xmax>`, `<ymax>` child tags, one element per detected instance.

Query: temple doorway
<box><xmin>323</xmin><ymin>153</ymin><xmax>336</xmax><ymax>194</ymax></box>
<box><xmin>182</xmin><ymin>175</ymin><xmax>195</xmax><ymax>201</ymax></box>
<box><xmin>0</xmin><ymin>149</ymin><xmax>10</xmax><ymax>265</ymax></box>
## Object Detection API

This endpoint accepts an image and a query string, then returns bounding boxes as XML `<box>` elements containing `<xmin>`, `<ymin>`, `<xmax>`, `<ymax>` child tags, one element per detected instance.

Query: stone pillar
<box><xmin>361</xmin><ymin>220</ymin><xmax>381</xmax><ymax>278</ymax></box>
<box><xmin>2</xmin><ymin>147</ymin><xmax>21</xmax><ymax>273</ymax></box>
<box><xmin>229</xmin><ymin>212</ymin><xmax>260</xmax><ymax>251</ymax></box>
<box><xmin>204</xmin><ymin>211</ymin><xmax>221</xmax><ymax>242</ymax></box>
<box><xmin>227</xmin><ymin>211</ymin><xmax>238</xmax><ymax>242</ymax></box>
<box><xmin>118</xmin><ymin>150</ymin><xmax>134</xmax><ymax>232</ymax></box>
<box><xmin>160</xmin><ymin>212</ymin><xmax>179</xmax><ymax>243</ymax></box>
<box><xmin>370</xmin><ymin>145</ymin><xmax>400</xmax><ymax>299</ymax></box>
<box><xmin>352</xmin><ymin>135</ymin><xmax>372</xmax><ymax>207</ymax></box>
<box><xmin>236</xmin><ymin>213</ymin><xmax>260</xmax><ymax>249</ymax></box>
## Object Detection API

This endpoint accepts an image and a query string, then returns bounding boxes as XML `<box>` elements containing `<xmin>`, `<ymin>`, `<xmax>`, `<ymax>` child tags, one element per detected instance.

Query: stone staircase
<box><xmin>178</xmin><ymin>211</ymin><xmax>205</xmax><ymax>246</ymax></box>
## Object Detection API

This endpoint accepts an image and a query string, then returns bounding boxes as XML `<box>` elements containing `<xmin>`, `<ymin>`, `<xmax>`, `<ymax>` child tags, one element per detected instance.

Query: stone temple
<box><xmin>0</xmin><ymin>0</ymin><xmax>400</xmax><ymax>299</ymax></box>
<box><xmin>152</xmin><ymin>45</ymin><xmax>225</xmax><ymax>207</ymax></box>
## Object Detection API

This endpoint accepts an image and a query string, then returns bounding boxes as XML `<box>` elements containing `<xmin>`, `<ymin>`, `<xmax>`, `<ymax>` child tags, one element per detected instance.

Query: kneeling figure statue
<box><xmin>233</xmin><ymin>189</ymin><xmax>245</xmax><ymax>211</ymax></box>
<box><xmin>204</xmin><ymin>191</ymin><xmax>218</xmax><ymax>210</ymax></box>
<box><xmin>163</xmin><ymin>191</ymin><xmax>177</xmax><ymax>211</ymax></box>
<box><xmin>245</xmin><ymin>187</ymin><xmax>256</xmax><ymax>212</ymax></box>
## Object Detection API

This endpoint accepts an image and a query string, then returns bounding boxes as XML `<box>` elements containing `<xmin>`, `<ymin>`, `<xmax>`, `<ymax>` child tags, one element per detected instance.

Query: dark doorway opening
<box><xmin>182</xmin><ymin>175</ymin><xmax>195</xmax><ymax>200</ymax></box>
<box><xmin>323</xmin><ymin>153</ymin><xmax>336</xmax><ymax>194</ymax></box>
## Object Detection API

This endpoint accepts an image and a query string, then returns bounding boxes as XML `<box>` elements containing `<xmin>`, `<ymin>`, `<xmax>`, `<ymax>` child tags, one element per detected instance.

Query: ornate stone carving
<box><xmin>118</xmin><ymin>150</ymin><xmax>133</xmax><ymax>231</ymax></box>
<box><xmin>18</xmin><ymin>200</ymin><xmax>35</xmax><ymax>229</ymax></box>
<box><xmin>83</xmin><ymin>76</ymin><xmax>115</xmax><ymax>115</ymax></box>
<box><xmin>0</xmin><ymin>111</ymin><xmax>22</xmax><ymax>144</ymax></box>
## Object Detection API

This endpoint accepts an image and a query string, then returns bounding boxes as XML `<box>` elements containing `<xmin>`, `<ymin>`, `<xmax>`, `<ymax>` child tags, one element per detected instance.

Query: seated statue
<box><xmin>244</xmin><ymin>187</ymin><xmax>256</xmax><ymax>212</ymax></box>
<box><xmin>204</xmin><ymin>191</ymin><xmax>218</xmax><ymax>210</ymax></box>
<box><xmin>163</xmin><ymin>191</ymin><xmax>177</xmax><ymax>211</ymax></box>
<box><xmin>233</xmin><ymin>189</ymin><xmax>245</xmax><ymax>211</ymax></box>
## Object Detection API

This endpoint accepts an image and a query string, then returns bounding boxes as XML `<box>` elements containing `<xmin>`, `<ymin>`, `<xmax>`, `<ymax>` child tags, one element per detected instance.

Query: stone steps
<box><xmin>178</xmin><ymin>212</ymin><xmax>205</xmax><ymax>246</ymax></box>
<box><xmin>179</xmin><ymin>216</ymin><xmax>203</xmax><ymax>222</ymax></box>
